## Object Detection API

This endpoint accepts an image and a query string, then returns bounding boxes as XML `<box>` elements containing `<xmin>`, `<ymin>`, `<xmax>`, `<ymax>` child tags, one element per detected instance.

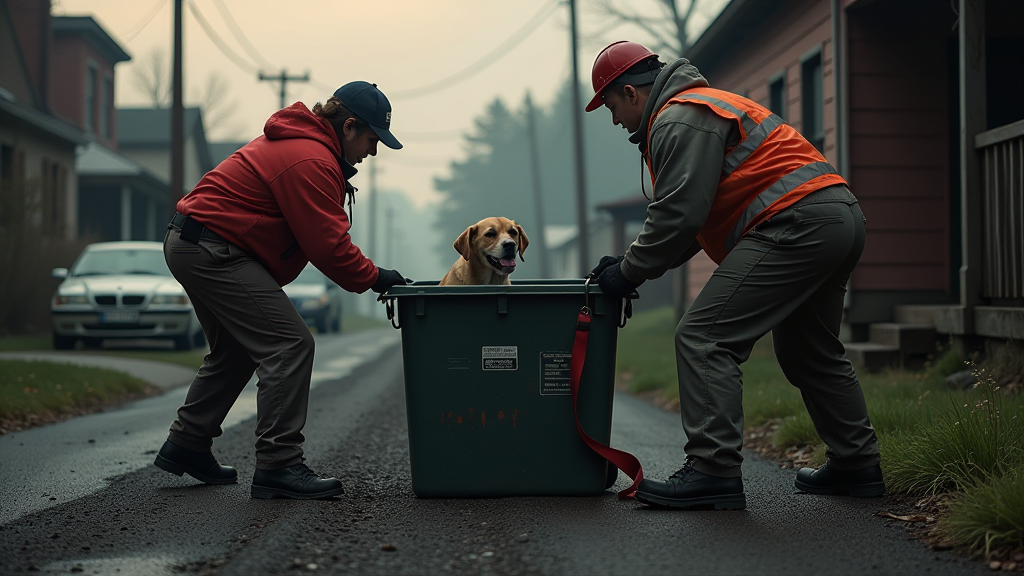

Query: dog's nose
<box><xmin>502</xmin><ymin>240</ymin><xmax>516</xmax><ymax>252</ymax></box>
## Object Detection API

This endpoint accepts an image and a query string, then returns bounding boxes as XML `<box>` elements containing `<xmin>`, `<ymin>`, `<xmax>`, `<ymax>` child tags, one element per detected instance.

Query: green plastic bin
<box><xmin>382</xmin><ymin>279</ymin><xmax>624</xmax><ymax>497</ymax></box>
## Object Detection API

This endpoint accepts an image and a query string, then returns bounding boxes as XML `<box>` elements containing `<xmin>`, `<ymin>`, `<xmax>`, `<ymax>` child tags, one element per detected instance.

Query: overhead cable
<box><xmin>211</xmin><ymin>0</ymin><xmax>277</xmax><ymax>71</ymax></box>
<box><xmin>119</xmin><ymin>0</ymin><xmax>167</xmax><ymax>44</ymax></box>
<box><xmin>388</xmin><ymin>0</ymin><xmax>560</xmax><ymax>100</ymax></box>
<box><xmin>186</xmin><ymin>0</ymin><xmax>259</xmax><ymax>74</ymax></box>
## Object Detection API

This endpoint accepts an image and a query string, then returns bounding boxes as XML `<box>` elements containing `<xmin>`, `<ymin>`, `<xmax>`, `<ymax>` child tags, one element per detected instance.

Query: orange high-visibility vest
<box><xmin>644</xmin><ymin>87</ymin><xmax>847</xmax><ymax>264</ymax></box>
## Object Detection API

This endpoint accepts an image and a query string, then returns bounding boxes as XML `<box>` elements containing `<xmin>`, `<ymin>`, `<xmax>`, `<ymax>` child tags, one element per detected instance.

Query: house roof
<box><xmin>208</xmin><ymin>140</ymin><xmax>249</xmax><ymax>166</ymax></box>
<box><xmin>596</xmin><ymin>194</ymin><xmax>650</xmax><ymax>221</ymax></box>
<box><xmin>52</xmin><ymin>16</ymin><xmax>131</xmax><ymax>64</ymax></box>
<box><xmin>117</xmin><ymin>107</ymin><xmax>204</xmax><ymax>146</ymax></box>
<box><xmin>684</xmin><ymin>0</ymin><xmax>782</xmax><ymax>76</ymax></box>
<box><xmin>76</xmin><ymin>141</ymin><xmax>168</xmax><ymax>197</ymax></box>
<box><xmin>0</xmin><ymin>87</ymin><xmax>86</xmax><ymax>145</ymax></box>
<box><xmin>77</xmin><ymin>140</ymin><xmax>162</xmax><ymax>178</ymax></box>
<box><xmin>117</xmin><ymin>107</ymin><xmax>213</xmax><ymax>173</ymax></box>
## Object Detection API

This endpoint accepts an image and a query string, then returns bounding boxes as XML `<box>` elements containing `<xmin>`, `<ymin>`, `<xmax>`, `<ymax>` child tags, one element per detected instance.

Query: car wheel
<box><xmin>193</xmin><ymin>328</ymin><xmax>207</xmax><ymax>348</ymax></box>
<box><xmin>53</xmin><ymin>335</ymin><xmax>76</xmax><ymax>350</ymax></box>
<box><xmin>315</xmin><ymin>313</ymin><xmax>328</xmax><ymax>334</ymax></box>
<box><xmin>173</xmin><ymin>334</ymin><xmax>193</xmax><ymax>351</ymax></box>
<box><xmin>82</xmin><ymin>337</ymin><xmax>103</xmax><ymax>349</ymax></box>
<box><xmin>331</xmin><ymin>310</ymin><xmax>341</xmax><ymax>333</ymax></box>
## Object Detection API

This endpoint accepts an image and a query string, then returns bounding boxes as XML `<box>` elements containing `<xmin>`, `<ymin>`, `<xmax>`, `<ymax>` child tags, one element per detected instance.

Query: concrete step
<box><xmin>844</xmin><ymin>342</ymin><xmax>900</xmax><ymax>372</ymax></box>
<box><xmin>868</xmin><ymin>323</ymin><xmax>937</xmax><ymax>356</ymax></box>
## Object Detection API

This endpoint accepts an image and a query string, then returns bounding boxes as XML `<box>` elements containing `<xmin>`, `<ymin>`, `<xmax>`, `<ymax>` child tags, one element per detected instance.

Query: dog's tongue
<box><xmin>499</xmin><ymin>258</ymin><xmax>516</xmax><ymax>268</ymax></box>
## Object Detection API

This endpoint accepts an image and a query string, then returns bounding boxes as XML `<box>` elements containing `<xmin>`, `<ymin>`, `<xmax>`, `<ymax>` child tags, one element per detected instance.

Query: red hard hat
<box><xmin>585</xmin><ymin>41</ymin><xmax>658</xmax><ymax>112</ymax></box>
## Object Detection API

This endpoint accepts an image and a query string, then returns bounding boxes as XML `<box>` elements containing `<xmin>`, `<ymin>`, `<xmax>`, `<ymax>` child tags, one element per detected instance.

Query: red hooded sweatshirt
<box><xmin>176</xmin><ymin>102</ymin><xmax>378</xmax><ymax>292</ymax></box>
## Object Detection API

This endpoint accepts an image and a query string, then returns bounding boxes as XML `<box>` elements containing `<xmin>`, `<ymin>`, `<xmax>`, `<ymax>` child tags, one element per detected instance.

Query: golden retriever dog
<box><xmin>440</xmin><ymin>217</ymin><xmax>529</xmax><ymax>285</ymax></box>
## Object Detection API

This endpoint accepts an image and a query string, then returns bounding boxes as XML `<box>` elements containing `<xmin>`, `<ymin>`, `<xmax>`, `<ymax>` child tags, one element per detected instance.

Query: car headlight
<box><xmin>152</xmin><ymin>294</ymin><xmax>189</xmax><ymax>305</ymax></box>
<box><xmin>53</xmin><ymin>294</ymin><xmax>89</xmax><ymax>306</ymax></box>
<box><xmin>300</xmin><ymin>294</ymin><xmax>329</xmax><ymax>310</ymax></box>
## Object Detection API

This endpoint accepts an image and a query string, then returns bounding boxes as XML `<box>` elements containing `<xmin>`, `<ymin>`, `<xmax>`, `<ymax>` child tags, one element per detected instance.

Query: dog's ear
<box><xmin>515</xmin><ymin>224</ymin><xmax>529</xmax><ymax>261</ymax></box>
<box><xmin>453</xmin><ymin>225</ymin><xmax>475</xmax><ymax>261</ymax></box>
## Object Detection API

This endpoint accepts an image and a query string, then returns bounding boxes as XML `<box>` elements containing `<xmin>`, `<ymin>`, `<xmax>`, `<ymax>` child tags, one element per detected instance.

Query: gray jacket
<box><xmin>620</xmin><ymin>59</ymin><xmax>740</xmax><ymax>283</ymax></box>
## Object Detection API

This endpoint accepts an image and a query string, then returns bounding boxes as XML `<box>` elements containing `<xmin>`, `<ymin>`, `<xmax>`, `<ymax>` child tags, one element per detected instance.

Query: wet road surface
<box><xmin>0</xmin><ymin>329</ymin><xmax>987</xmax><ymax>575</ymax></box>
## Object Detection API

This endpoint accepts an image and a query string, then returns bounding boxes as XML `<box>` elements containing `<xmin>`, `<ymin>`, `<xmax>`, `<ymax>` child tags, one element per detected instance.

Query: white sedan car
<box><xmin>50</xmin><ymin>241</ymin><xmax>205</xmax><ymax>350</ymax></box>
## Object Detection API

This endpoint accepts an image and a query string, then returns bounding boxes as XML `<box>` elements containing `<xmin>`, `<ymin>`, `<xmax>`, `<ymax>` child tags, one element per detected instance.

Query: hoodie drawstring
<box><xmin>640</xmin><ymin>155</ymin><xmax>651</xmax><ymax>201</ymax></box>
<box><xmin>346</xmin><ymin>185</ymin><xmax>356</xmax><ymax>224</ymax></box>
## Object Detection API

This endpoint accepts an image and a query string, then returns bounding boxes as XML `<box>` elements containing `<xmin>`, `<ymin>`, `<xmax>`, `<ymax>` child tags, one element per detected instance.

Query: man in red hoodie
<box><xmin>154</xmin><ymin>81</ymin><xmax>409</xmax><ymax>499</ymax></box>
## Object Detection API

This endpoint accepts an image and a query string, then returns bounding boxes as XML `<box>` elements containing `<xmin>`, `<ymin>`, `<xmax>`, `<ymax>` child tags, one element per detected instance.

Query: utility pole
<box><xmin>385</xmin><ymin>205</ymin><xmax>395</xmax><ymax>266</ymax></box>
<box><xmin>258</xmin><ymin>69</ymin><xmax>310</xmax><ymax>110</ymax></box>
<box><xmin>170</xmin><ymin>0</ymin><xmax>183</xmax><ymax>215</ymax></box>
<box><xmin>368</xmin><ymin>157</ymin><xmax>378</xmax><ymax>261</ymax></box>
<box><xmin>568</xmin><ymin>0</ymin><xmax>590</xmax><ymax>276</ymax></box>
<box><xmin>524</xmin><ymin>91</ymin><xmax>550</xmax><ymax>279</ymax></box>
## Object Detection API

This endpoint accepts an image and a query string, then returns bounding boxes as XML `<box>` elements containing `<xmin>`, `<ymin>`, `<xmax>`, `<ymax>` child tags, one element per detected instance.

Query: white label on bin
<box><xmin>539</xmin><ymin>352</ymin><xmax>572</xmax><ymax>396</ymax></box>
<box><xmin>482</xmin><ymin>346</ymin><xmax>518</xmax><ymax>371</ymax></box>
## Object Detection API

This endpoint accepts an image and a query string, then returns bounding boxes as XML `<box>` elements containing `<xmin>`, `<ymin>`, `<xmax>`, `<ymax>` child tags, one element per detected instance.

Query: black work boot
<box><xmin>795</xmin><ymin>460</ymin><xmax>885</xmax><ymax>497</ymax></box>
<box><xmin>250</xmin><ymin>463</ymin><xmax>345</xmax><ymax>500</ymax></box>
<box><xmin>154</xmin><ymin>439</ymin><xmax>237</xmax><ymax>485</ymax></box>
<box><xmin>634</xmin><ymin>459</ymin><xmax>746</xmax><ymax>510</ymax></box>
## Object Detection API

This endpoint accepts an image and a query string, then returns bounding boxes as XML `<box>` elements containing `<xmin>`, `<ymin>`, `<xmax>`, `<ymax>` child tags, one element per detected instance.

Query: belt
<box><xmin>169</xmin><ymin>212</ymin><xmax>230</xmax><ymax>244</ymax></box>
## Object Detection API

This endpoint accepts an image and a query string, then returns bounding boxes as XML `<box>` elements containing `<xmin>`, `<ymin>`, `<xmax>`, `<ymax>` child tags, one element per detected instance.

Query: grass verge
<box><xmin>0</xmin><ymin>359</ymin><xmax>155</xmax><ymax>433</ymax></box>
<box><xmin>616</xmin><ymin>305</ymin><xmax>1024</xmax><ymax>561</ymax></box>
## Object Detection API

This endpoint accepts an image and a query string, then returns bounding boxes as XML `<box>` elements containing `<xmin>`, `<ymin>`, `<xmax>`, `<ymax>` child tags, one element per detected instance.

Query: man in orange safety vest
<box><xmin>586</xmin><ymin>41</ymin><xmax>884</xmax><ymax>510</ymax></box>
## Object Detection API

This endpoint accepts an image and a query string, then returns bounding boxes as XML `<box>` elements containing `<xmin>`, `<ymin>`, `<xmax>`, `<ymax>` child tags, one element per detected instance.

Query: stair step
<box><xmin>844</xmin><ymin>342</ymin><xmax>900</xmax><ymax>372</ymax></box>
<box><xmin>868</xmin><ymin>323</ymin><xmax>937</xmax><ymax>355</ymax></box>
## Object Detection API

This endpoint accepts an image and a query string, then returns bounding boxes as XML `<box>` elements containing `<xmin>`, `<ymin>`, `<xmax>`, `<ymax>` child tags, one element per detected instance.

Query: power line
<box><xmin>211</xmin><ymin>0</ymin><xmax>276</xmax><ymax>70</ymax></box>
<box><xmin>388</xmin><ymin>0</ymin><xmax>560</xmax><ymax>100</ymax></box>
<box><xmin>185</xmin><ymin>0</ymin><xmax>259</xmax><ymax>74</ymax></box>
<box><xmin>119</xmin><ymin>0</ymin><xmax>167</xmax><ymax>44</ymax></box>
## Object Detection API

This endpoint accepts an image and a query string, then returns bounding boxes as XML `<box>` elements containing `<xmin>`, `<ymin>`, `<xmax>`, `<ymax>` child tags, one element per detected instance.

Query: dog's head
<box><xmin>453</xmin><ymin>217</ymin><xmax>529</xmax><ymax>276</ymax></box>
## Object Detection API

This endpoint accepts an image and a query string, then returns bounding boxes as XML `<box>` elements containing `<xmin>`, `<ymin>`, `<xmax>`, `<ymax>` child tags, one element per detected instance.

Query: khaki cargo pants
<box><xmin>677</xmin><ymin>185</ymin><xmax>880</xmax><ymax>478</ymax></box>
<box><xmin>163</xmin><ymin>227</ymin><xmax>313</xmax><ymax>470</ymax></box>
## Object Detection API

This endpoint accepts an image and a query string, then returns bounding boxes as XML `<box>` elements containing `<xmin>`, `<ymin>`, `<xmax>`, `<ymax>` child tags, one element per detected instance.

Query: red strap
<box><xmin>570</xmin><ymin>308</ymin><xmax>644</xmax><ymax>498</ymax></box>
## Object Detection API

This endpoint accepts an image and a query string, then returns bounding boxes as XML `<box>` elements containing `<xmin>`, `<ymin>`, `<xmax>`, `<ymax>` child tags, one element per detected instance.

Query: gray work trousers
<box><xmin>163</xmin><ymin>227</ymin><xmax>314</xmax><ymax>470</ymax></box>
<box><xmin>677</xmin><ymin>185</ymin><xmax>879</xmax><ymax>478</ymax></box>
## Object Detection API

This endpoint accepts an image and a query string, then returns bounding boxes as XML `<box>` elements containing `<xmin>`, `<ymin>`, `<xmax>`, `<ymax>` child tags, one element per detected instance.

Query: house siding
<box><xmin>696</xmin><ymin>0</ymin><xmax>839</xmax><ymax>167</ymax></box>
<box><xmin>846</xmin><ymin>1</ymin><xmax>954</xmax><ymax>293</ymax></box>
<box><xmin>50</xmin><ymin>35</ymin><xmax>119</xmax><ymax>149</ymax></box>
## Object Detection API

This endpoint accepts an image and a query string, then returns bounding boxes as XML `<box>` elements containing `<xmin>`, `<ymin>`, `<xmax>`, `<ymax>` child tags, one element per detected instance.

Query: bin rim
<box><xmin>383</xmin><ymin>279</ymin><xmax>607</xmax><ymax>298</ymax></box>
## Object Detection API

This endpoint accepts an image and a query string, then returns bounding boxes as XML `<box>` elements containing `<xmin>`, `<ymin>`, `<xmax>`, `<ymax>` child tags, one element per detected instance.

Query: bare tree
<box><xmin>191</xmin><ymin>72</ymin><xmax>244</xmax><ymax>140</ymax></box>
<box><xmin>586</xmin><ymin>0</ymin><xmax>713</xmax><ymax>58</ymax></box>
<box><xmin>130</xmin><ymin>48</ymin><xmax>243</xmax><ymax>139</ymax></box>
<box><xmin>131</xmin><ymin>48</ymin><xmax>171</xmax><ymax>108</ymax></box>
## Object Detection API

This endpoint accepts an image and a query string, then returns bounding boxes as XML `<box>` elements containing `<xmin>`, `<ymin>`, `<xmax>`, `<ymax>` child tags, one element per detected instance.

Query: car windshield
<box><xmin>71</xmin><ymin>248</ymin><xmax>171</xmax><ymax>276</ymax></box>
<box><xmin>292</xmin><ymin>266</ymin><xmax>326</xmax><ymax>286</ymax></box>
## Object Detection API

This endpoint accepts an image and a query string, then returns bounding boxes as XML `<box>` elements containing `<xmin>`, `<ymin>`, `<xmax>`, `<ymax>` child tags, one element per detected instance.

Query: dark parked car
<box><xmin>283</xmin><ymin>263</ymin><xmax>343</xmax><ymax>334</ymax></box>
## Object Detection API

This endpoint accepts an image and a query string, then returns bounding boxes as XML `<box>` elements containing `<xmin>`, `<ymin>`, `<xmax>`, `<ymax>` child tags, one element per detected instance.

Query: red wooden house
<box><xmin>600</xmin><ymin>0</ymin><xmax>1023</xmax><ymax>367</ymax></box>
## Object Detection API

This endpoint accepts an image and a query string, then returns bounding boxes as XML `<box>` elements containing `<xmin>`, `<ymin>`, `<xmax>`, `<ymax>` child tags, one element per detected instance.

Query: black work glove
<box><xmin>589</xmin><ymin>254</ymin><xmax>624</xmax><ymax>277</ymax></box>
<box><xmin>371</xmin><ymin>267</ymin><xmax>411</xmax><ymax>294</ymax></box>
<box><xmin>596</xmin><ymin>260</ymin><xmax>641</xmax><ymax>299</ymax></box>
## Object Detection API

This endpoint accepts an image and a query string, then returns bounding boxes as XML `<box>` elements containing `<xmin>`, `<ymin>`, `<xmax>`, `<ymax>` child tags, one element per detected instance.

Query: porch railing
<box><xmin>977</xmin><ymin>119</ymin><xmax>1024</xmax><ymax>301</ymax></box>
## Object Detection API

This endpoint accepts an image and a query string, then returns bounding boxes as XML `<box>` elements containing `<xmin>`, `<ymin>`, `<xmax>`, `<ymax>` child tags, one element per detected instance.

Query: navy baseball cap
<box><xmin>332</xmin><ymin>81</ymin><xmax>402</xmax><ymax>150</ymax></box>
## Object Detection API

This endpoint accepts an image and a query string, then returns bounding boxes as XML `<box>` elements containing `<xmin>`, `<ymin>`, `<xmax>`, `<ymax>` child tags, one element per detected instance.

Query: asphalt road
<box><xmin>0</xmin><ymin>329</ymin><xmax>986</xmax><ymax>576</ymax></box>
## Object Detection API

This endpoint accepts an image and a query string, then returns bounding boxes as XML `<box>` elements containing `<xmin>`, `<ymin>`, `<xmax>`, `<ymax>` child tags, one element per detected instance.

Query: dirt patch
<box><xmin>0</xmin><ymin>384</ymin><xmax>160</xmax><ymax>435</ymax></box>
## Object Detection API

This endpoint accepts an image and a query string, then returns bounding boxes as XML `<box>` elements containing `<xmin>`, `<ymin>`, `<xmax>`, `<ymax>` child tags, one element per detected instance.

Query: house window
<box><xmin>85</xmin><ymin>65</ymin><xmax>97</xmax><ymax>131</ymax></box>
<box><xmin>769</xmin><ymin>72</ymin><xmax>786</xmax><ymax>120</ymax></box>
<box><xmin>100</xmin><ymin>75</ymin><xmax>113</xmax><ymax>140</ymax></box>
<box><xmin>801</xmin><ymin>50</ymin><xmax>824</xmax><ymax>153</ymax></box>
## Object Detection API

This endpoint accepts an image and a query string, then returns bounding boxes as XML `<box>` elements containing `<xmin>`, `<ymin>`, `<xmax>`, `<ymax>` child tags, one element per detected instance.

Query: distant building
<box><xmin>118</xmin><ymin>107</ymin><xmax>214</xmax><ymax>196</ymax></box>
<box><xmin>0</xmin><ymin>0</ymin><xmax>87</xmax><ymax>239</ymax></box>
<box><xmin>208</xmin><ymin>140</ymin><xmax>250</xmax><ymax>168</ymax></box>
